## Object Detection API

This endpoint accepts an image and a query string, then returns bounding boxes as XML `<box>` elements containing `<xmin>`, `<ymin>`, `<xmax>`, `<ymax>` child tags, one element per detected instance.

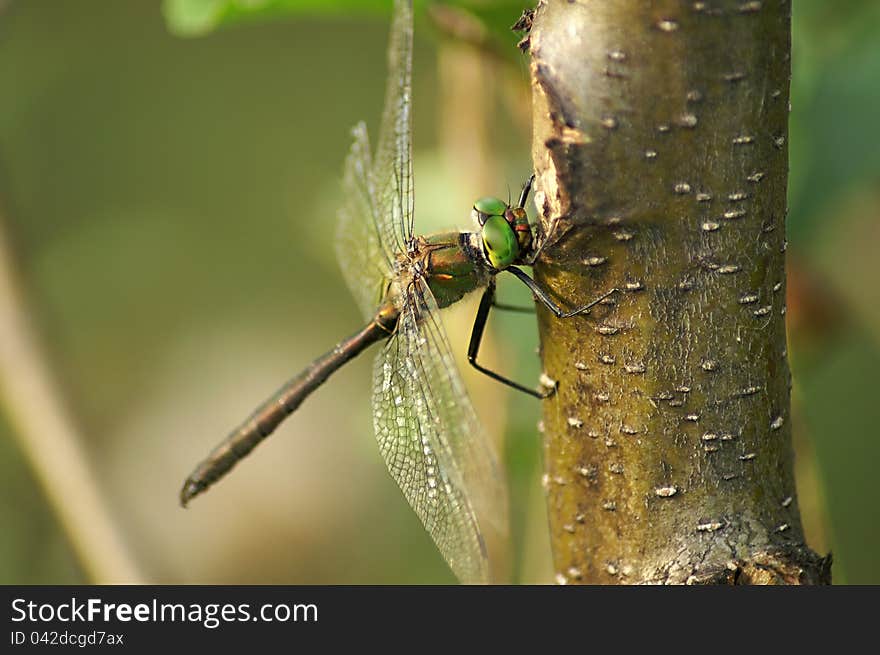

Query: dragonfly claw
<box><xmin>539</xmin><ymin>372</ymin><xmax>559</xmax><ymax>398</ymax></box>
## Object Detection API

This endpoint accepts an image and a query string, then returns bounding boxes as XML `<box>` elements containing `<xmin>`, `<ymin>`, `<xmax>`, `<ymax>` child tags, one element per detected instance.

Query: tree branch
<box><xmin>528</xmin><ymin>0</ymin><xmax>829</xmax><ymax>584</ymax></box>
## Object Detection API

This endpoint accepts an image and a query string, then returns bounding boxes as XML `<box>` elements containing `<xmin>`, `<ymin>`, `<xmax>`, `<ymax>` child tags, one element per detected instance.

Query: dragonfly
<box><xmin>180</xmin><ymin>0</ymin><xmax>615</xmax><ymax>584</ymax></box>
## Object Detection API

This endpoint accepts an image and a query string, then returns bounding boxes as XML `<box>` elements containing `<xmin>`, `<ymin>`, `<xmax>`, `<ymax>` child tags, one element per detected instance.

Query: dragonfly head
<box><xmin>472</xmin><ymin>196</ymin><xmax>534</xmax><ymax>270</ymax></box>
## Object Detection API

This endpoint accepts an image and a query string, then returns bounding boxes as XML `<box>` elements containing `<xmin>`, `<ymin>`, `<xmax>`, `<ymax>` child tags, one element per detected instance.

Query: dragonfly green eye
<box><xmin>473</xmin><ymin>197</ymin><xmax>508</xmax><ymax>224</ymax></box>
<box><xmin>482</xmin><ymin>214</ymin><xmax>519</xmax><ymax>270</ymax></box>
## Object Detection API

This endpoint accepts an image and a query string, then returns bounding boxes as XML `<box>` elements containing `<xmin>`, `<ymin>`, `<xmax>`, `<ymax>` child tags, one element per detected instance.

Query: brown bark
<box><xmin>528</xmin><ymin>0</ymin><xmax>830</xmax><ymax>584</ymax></box>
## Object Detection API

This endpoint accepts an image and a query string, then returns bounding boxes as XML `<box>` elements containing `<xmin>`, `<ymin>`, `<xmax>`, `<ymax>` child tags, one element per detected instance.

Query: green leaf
<box><xmin>163</xmin><ymin>0</ymin><xmax>531</xmax><ymax>38</ymax></box>
<box><xmin>162</xmin><ymin>0</ymin><xmax>390</xmax><ymax>37</ymax></box>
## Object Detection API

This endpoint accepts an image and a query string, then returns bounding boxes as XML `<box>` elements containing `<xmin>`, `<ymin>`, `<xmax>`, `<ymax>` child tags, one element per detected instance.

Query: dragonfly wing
<box><xmin>336</xmin><ymin>122</ymin><xmax>394</xmax><ymax>320</ymax></box>
<box><xmin>373</xmin><ymin>0</ymin><xmax>414</xmax><ymax>251</ymax></box>
<box><xmin>336</xmin><ymin>0</ymin><xmax>413</xmax><ymax>319</ymax></box>
<box><xmin>372</xmin><ymin>276</ymin><xmax>509</xmax><ymax>583</ymax></box>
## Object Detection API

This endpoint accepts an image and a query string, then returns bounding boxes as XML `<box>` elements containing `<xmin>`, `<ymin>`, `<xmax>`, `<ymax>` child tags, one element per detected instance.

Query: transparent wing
<box><xmin>372</xmin><ymin>276</ymin><xmax>508</xmax><ymax>583</ymax></box>
<box><xmin>336</xmin><ymin>122</ymin><xmax>394</xmax><ymax>320</ymax></box>
<box><xmin>373</xmin><ymin>0</ymin><xmax>414</xmax><ymax>252</ymax></box>
<box><xmin>336</xmin><ymin>0</ymin><xmax>413</xmax><ymax>318</ymax></box>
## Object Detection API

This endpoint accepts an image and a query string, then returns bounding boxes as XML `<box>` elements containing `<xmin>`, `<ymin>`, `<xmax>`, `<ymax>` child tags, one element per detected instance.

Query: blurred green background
<box><xmin>1</xmin><ymin>0</ymin><xmax>878</xmax><ymax>584</ymax></box>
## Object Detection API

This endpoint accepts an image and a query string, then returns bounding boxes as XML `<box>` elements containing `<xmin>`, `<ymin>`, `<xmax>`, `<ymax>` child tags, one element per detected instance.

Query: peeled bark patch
<box><xmin>529</xmin><ymin>0</ymin><xmax>829</xmax><ymax>584</ymax></box>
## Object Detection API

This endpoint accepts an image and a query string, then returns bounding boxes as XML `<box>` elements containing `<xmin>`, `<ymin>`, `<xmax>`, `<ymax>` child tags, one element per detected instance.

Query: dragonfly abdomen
<box><xmin>180</xmin><ymin>303</ymin><xmax>398</xmax><ymax>506</ymax></box>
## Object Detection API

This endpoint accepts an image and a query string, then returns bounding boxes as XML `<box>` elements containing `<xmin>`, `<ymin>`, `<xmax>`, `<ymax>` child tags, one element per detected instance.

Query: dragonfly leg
<box><xmin>492</xmin><ymin>300</ymin><xmax>535</xmax><ymax>313</ymax></box>
<box><xmin>468</xmin><ymin>280</ymin><xmax>553</xmax><ymax>399</ymax></box>
<box><xmin>506</xmin><ymin>266</ymin><xmax>619</xmax><ymax>318</ymax></box>
<box><xmin>518</xmin><ymin>175</ymin><xmax>562</xmax><ymax>266</ymax></box>
<box><xmin>517</xmin><ymin>173</ymin><xmax>535</xmax><ymax>209</ymax></box>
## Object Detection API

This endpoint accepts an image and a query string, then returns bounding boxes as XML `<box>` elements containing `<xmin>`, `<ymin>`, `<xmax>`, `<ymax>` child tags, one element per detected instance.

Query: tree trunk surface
<box><xmin>528</xmin><ymin>0</ymin><xmax>830</xmax><ymax>584</ymax></box>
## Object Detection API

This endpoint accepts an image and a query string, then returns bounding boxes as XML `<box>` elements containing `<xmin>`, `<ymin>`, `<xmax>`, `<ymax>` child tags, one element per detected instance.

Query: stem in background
<box><xmin>0</xmin><ymin>217</ymin><xmax>146</xmax><ymax>584</ymax></box>
<box><xmin>529</xmin><ymin>0</ymin><xmax>829</xmax><ymax>584</ymax></box>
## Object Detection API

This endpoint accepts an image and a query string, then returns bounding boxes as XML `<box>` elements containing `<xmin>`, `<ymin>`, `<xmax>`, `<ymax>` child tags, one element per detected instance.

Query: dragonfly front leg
<box><xmin>505</xmin><ymin>266</ymin><xmax>618</xmax><ymax>318</ymax></box>
<box><xmin>492</xmin><ymin>300</ymin><xmax>534</xmax><ymax>313</ymax></box>
<box><xmin>468</xmin><ymin>279</ymin><xmax>552</xmax><ymax>399</ymax></box>
<box><xmin>517</xmin><ymin>173</ymin><xmax>535</xmax><ymax>209</ymax></box>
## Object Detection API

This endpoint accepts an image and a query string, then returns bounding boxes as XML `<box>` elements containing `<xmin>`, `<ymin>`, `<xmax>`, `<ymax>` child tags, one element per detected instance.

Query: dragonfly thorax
<box><xmin>387</xmin><ymin>232</ymin><xmax>488</xmax><ymax>311</ymax></box>
<box><xmin>384</xmin><ymin>192</ymin><xmax>540</xmax><ymax>315</ymax></box>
